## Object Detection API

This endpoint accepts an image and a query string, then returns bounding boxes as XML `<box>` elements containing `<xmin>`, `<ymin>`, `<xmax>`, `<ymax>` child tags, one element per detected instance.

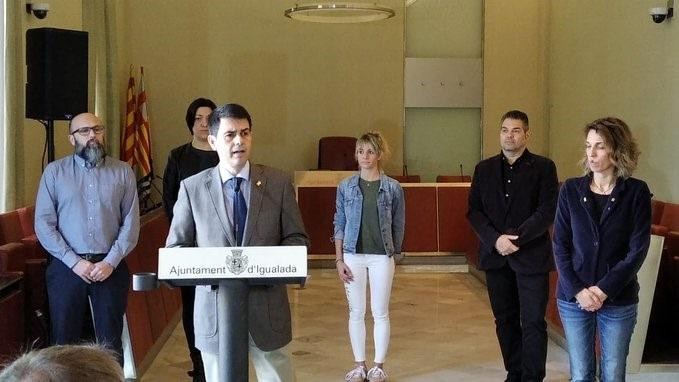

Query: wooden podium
<box><xmin>133</xmin><ymin>246</ymin><xmax>307</xmax><ymax>382</ymax></box>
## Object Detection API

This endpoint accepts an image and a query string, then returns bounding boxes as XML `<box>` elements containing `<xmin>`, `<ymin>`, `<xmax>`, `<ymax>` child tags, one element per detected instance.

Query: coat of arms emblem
<box><xmin>225</xmin><ymin>249</ymin><xmax>248</xmax><ymax>275</ymax></box>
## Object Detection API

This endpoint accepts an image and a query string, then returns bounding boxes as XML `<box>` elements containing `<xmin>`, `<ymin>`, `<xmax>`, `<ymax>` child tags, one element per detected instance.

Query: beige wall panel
<box><xmin>405</xmin><ymin>0</ymin><xmax>483</xmax><ymax>180</ymax></box>
<box><xmin>483</xmin><ymin>0</ymin><xmax>549</xmax><ymax>158</ymax></box>
<box><xmin>119</xmin><ymin>0</ymin><xmax>405</xmax><ymax>180</ymax></box>
<box><xmin>548</xmin><ymin>0</ymin><xmax>679</xmax><ymax>202</ymax></box>
<box><xmin>406</xmin><ymin>0</ymin><xmax>483</xmax><ymax>58</ymax></box>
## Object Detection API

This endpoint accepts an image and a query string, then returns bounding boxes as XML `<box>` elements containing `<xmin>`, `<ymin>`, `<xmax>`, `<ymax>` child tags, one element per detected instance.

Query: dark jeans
<box><xmin>46</xmin><ymin>258</ymin><xmax>129</xmax><ymax>365</ymax></box>
<box><xmin>486</xmin><ymin>263</ymin><xmax>549</xmax><ymax>382</ymax></box>
<box><xmin>180</xmin><ymin>285</ymin><xmax>203</xmax><ymax>371</ymax></box>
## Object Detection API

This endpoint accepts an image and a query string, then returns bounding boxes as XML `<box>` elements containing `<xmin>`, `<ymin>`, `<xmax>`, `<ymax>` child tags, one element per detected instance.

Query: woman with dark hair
<box><xmin>553</xmin><ymin>117</ymin><xmax>651</xmax><ymax>381</ymax></box>
<box><xmin>162</xmin><ymin>97</ymin><xmax>218</xmax><ymax>381</ymax></box>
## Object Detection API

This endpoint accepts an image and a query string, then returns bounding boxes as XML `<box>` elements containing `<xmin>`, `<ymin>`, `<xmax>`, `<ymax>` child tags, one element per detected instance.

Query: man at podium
<box><xmin>166</xmin><ymin>103</ymin><xmax>309</xmax><ymax>382</ymax></box>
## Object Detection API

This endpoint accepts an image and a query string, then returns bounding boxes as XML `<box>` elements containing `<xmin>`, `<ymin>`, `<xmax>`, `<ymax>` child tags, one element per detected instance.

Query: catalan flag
<box><xmin>121</xmin><ymin>67</ymin><xmax>136</xmax><ymax>166</ymax></box>
<box><xmin>135</xmin><ymin>66</ymin><xmax>154</xmax><ymax>206</ymax></box>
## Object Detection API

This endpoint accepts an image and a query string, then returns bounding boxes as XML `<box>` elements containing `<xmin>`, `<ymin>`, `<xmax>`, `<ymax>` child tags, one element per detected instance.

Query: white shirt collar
<box><xmin>219</xmin><ymin>161</ymin><xmax>250</xmax><ymax>184</ymax></box>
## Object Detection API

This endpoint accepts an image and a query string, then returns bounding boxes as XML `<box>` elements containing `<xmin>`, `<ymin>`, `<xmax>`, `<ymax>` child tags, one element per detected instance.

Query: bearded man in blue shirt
<box><xmin>35</xmin><ymin>112</ymin><xmax>140</xmax><ymax>365</ymax></box>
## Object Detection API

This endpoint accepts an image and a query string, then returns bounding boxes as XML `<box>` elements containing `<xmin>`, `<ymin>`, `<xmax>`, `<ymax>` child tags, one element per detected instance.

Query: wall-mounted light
<box><xmin>650</xmin><ymin>0</ymin><xmax>674</xmax><ymax>23</ymax></box>
<box><xmin>284</xmin><ymin>2</ymin><xmax>395</xmax><ymax>23</ymax></box>
<box><xmin>26</xmin><ymin>3</ymin><xmax>50</xmax><ymax>19</ymax></box>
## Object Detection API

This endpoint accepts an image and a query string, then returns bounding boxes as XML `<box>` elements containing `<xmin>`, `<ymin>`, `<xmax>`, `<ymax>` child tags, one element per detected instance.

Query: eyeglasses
<box><xmin>70</xmin><ymin>125</ymin><xmax>105</xmax><ymax>137</ymax></box>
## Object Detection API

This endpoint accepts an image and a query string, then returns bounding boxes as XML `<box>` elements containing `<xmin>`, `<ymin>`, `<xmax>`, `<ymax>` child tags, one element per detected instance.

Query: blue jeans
<box><xmin>557</xmin><ymin>299</ymin><xmax>637</xmax><ymax>382</ymax></box>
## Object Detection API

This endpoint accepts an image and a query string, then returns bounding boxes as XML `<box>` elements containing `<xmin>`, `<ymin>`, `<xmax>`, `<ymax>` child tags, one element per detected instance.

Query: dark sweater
<box><xmin>162</xmin><ymin>142</ymin><xmax>219</xmax><ymax>220</ymax></box>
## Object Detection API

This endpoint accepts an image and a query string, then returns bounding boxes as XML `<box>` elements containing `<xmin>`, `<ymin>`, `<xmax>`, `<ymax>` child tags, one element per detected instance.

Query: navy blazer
<box><xmin>467</xmin><ymin>150</ymin><xmax>558</xmax><ymax>274</ymax></box>
<box><xmin>553</xmin><ymin>175</ymin><xmax>651</xmax><ymax>305</ymax></box>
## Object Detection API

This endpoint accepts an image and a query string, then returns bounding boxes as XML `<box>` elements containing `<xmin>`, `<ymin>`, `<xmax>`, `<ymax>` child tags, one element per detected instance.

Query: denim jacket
<box><xmin>333</xmin><ymin>174</ymin><xmax>405</xmax><ymax>258</ymax></box>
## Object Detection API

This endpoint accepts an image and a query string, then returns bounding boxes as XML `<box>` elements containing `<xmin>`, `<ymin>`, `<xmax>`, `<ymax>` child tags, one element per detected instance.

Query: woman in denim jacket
<box><xmin>333</xmin><ymin>131</ymin><xmax>405</xmax><ymax>382</ymax></box>
<box><xmin>553</xmin><ymin>117</ymin><xmax>651</xmax><ymax>382</ymax></box>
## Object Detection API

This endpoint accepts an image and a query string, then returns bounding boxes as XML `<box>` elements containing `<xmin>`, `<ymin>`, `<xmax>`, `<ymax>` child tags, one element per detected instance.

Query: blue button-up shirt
<box><xmin>34</xmin><ymin>154</ymin><xmax>140</xmax><ymax>268</ymax></box>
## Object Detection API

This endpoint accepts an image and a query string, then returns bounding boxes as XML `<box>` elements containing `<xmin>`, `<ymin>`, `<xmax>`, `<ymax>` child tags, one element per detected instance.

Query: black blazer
<box><xmin>553</xmin><ymin>175</ymin><xmax>651</xmax><ymax>305</ymax></box>
<box><xmin>467</xmin><ymin>150</ymin><xmax>558</xmax><ymax>274</ymax></box>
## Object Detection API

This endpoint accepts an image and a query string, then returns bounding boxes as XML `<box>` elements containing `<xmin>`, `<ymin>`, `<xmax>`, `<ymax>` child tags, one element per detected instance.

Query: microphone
<box><xmin>459</xmin><ymin>163</ymin><xmax>464</xmax><ymax>177</ymax></box>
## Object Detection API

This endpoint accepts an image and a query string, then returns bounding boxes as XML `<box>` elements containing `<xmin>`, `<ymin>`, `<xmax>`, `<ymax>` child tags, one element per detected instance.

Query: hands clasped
<box><xmin>495</xmin><ymin>234</ymin><xmax>519</xmax><ymax>256</ymax></box>
<box><xmin>575</xmin><ymin>286</ymin><xmax>608</xmax><ymax>311</ymax></box>
<box><xmin>73</xmin><ymin>259</ymin><xmax>114</xmax><ymax>284</ymax></box>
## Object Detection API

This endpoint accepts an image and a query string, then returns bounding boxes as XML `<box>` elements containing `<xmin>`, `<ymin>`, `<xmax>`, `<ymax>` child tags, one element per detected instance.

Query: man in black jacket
<box><xmin>467</xmin><ymin>110</ymin><xmax>558</xmax><ymax>382</ymax></box>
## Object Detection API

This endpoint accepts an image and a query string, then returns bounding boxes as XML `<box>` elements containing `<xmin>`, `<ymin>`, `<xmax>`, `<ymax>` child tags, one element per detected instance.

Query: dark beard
<box><xmin>76</xmin><ymin>139</ymin><xmax>106</xmax><ymax>168</ymax></box>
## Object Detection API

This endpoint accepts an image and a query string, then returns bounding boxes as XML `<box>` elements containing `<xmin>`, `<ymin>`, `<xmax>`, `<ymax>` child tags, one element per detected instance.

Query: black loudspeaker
<box><xmin>26</xmin><ymin>28</ymin><xmax>88</xmax><ymax>120</ymax></box>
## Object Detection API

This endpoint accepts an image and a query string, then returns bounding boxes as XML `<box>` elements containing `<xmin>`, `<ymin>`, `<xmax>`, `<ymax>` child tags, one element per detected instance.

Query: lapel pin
<box><xmin>583</xmin><ymin>196</ymin><xmax>587</xmax><ymax>202</ymax></box>
<box><xmin>256</xmin><ymin>180</ymin><xmax>262</xmax><ymax>187</ymax></box>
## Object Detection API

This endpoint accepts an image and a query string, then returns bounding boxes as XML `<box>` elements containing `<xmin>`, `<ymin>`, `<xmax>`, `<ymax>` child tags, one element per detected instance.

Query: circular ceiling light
<box><xmin>284</xmin><ymin>2</ymin><xmax>396</xmax><ymax>23</ymax></box>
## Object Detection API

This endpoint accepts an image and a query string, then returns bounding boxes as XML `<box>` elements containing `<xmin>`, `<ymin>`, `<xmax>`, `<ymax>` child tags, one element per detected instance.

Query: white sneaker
<box><xmin>367</xmin><ymin>366</ymin><xmax>388</xmax><ymax>382</ymax></box>
<box><xmin>344</xmin><ymin>365</ymin><xmax>367</xmax><ymax>382</ymax></box>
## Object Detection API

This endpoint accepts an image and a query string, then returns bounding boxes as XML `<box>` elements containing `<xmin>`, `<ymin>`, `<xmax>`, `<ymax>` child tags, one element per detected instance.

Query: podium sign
<box><xmin>158</xmin><ymin>246</ymin><xmax>307</xmax><ymax>284</ymax></box>
<box><xmin>137</xmin><ymin>245</ymin><xmax>307</xmax><ymax>381</ymax></box>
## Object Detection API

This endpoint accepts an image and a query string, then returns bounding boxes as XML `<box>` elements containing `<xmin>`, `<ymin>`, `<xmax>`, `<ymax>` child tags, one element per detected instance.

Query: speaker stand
<box><xmin>38</xmin><ymin>119</ymin><xmax>56</xmax><ymax>163</ymax></box>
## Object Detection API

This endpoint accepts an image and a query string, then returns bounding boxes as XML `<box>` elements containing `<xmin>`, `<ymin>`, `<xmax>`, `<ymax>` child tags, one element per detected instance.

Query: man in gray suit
<box><xmin>165</xmin><ymin>103</ymin><xmax>309</xmax><ymax>382</ymax></box>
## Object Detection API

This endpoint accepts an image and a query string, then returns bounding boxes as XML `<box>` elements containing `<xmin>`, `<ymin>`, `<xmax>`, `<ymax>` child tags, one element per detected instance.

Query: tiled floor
<box><xmin>141</xmin><ymin>269</ymin><xmax>677</xmax><ymax>381</ymax></box>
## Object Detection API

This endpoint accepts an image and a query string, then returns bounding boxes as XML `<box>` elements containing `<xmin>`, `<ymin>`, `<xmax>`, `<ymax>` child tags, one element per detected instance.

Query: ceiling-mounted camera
<box><xmin>26</xmin><ymin>3</ymin><xmax>50</xmax><ymax>20</ymax></box>
<box><xmin>650</xmin><ymin>0</ymin><xmax>674</xmax><ymax>23</ymax></box>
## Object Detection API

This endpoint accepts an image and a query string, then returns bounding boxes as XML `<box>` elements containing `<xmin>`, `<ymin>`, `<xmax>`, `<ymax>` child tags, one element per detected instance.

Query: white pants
<box><xmin>343</xmin><ymin>253</ymin><xmax>395</xmax><ymax>363</ymax></box>
<box><xmin>201</xmin><ymin>334</ymin><xmax>295</xmax><ymax>382</ymax></box>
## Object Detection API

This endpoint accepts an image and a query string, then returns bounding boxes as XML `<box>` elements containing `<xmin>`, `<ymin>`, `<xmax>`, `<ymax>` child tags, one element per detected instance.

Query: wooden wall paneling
<box><xmin>437</xmin><ymin>186</ymin><xmax>476</xmax><ymax>253</ymax></box>
<box><xmin>124</xmin><ymin>247</ymin><xmax>154</xmax><ymax>365</ymax></box>
<box><xmin>135</xmin><ymin>231</ymin><xmax>168</xmax><ymax>340</ymax></box>
<box><xmin>466</xmin><ymin>237</ymin><xmax>480</xmax><ymax>268</ymax></box>
<box><xmin>402</xmin><ymin>187</ymin><xmax>438</xmax><ymax>252</ymax></box>
<box><xmin>146</xmin><ymin>216</ymin><xmax>180</xmax><ymax>318</ymax></box>
<box><xmin>297</xmin><ymin>187</ymin><xmax>336</xmax><ymax>254</ymax></box>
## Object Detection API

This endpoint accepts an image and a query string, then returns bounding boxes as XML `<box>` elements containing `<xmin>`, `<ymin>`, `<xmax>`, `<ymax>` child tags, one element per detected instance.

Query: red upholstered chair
<box><xmin>657</xmin><ymin>202</ymin><xmax>679</xmax><ymax>237</ymax></box>
<box><xmin>656</xmin><ymin>202</ymin><xmax>679</xmax><ymax>264</ymax></box>
<box><xmin>436</xmin><ymin>175</ymin><xmax>471</xmax><ymax>183</ymax></box>
<box><xmin>318</xmin><ymin>136</ymin><xmax>357</xmax><ymax>171</ymax></box>
<box><xmin>16</xmin><ymin>206</ymin><xmax>35</xmax><ymax>236</ymax></box>
<box><xmin>0</xmin><ymin>211</ymin><xmax>24</xmax><ymax>245</ymax></box>
<box><xmin>648</xmin><ymin>201</ymin><xmax>679</xmax><ymax>342</ymax></box>
<box><xmin>0</xmin><ymin>212</ymin><xmax>29</xmax><ymax>276</ymax></box>
<box><xmin>0</xmin><ymin>243</ymin><xmax>27</xmax><ymax>274</ymax></box>
<box><xmin>0</xmin><ymin>208</ymin><xmax>48</xmax><ymax>346</ymax></box>
<box><xmin>388</xmin><ymin>175</ymin><xmax>421</xmax><ymax>183</ymax></box>
<box><xmin>15</xmin><ymin>205</ymin><xmax>47</xmax><ymax>260</ymax></box>
<box><xmin>651</xmin><ymin>200</ymin><xmax>668</xmax><ymax>236</ymax></box>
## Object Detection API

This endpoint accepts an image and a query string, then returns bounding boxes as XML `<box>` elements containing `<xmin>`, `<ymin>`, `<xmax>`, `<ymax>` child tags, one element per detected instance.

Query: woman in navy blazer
<box><xmin>553</xmin><ymin>117</ymin><xmax>651</xmax><ymax>382</ymax></box>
